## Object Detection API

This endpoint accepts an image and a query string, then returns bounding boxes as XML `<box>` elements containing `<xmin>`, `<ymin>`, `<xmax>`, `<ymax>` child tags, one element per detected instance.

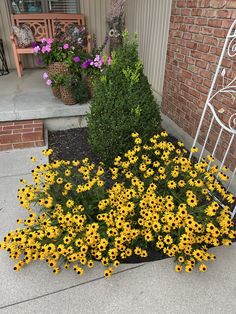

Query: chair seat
<box><xmin>16</xmin><ymin>47</ymin><xmax>34</xmax><ymax>54</ymax></box>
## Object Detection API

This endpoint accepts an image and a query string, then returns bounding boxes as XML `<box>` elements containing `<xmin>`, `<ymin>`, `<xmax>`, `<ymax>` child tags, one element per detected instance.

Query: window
<box><xmin>9</xmin><ymin>0</ymin><xmax>80</xmax><ymax>14</ymax></box>
<box><xmin>48</xmin><ymin>0</ymin><xmax>79</xmax><ymax>13</ymax></box>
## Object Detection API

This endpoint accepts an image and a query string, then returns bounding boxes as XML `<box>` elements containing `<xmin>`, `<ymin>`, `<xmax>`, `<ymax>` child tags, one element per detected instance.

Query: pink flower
<box><xmin>46</xmin><ymin>79</ymin><xmax>52</xmax><ymax>86</ymax></box>
<box><xmin>33</xmin><ymin>46</ymin><xmax>40</xmax><ymax>54</ymax></box>
<box><xmin>108</xmin><ymin>56</ymin><xmax>112</xmax><ymax>65</ymax></box>
<box><xmin>45</xmin><ymin>45</ymin><xmax>51</xmax><ymax>52</ymax></box>
<box><xmin>41</xmin><ymin>37</ymin><xmax>47</xmax><ymax>43</ymax></box>
<box><xmin>63</xmin><ymin>43</ymin><xmax>69</xmax><ymax>50</ymax></box>
<box><xmin>41</xmin><ymin>46</ymin><xmax>47</xmax><ymax>53</ymax></box>
<box><xmin>43</xmin><ymin>72</ymin><xmax>48</xmax><ymax>80</ymax></box>
<box><xmin>47</xmin><ymin>38</ymin><xmax>53</xmax><ymax>44</ymax></box>
<box><xmin>73</xmin><ymin>56</ymin><xmax>80</xmax><ymax>63</ymax></box>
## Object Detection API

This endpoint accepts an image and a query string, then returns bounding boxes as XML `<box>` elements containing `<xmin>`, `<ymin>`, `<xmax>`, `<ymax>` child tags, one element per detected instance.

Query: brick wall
<box><xmin>162</xmin><ymin>0</ymin><xmax>236</xmax><ymax>169</ymax></box>
<box><xmin>0</xmin><ymin>120</ymin><xmax>44</xmax><ymax>151</ymax></box>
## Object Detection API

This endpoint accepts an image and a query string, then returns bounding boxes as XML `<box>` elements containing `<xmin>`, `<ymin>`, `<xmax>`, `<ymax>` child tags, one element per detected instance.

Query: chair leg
<box><xmin>11</xmin><ymin>41</ymin><xmax>22</xmax><ymax>78</ymax></box>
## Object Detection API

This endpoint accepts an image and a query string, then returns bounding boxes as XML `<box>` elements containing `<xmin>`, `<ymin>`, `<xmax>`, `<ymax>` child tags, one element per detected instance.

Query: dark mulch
<box><xmin>49</xmin><ymin>128</ymin><xmax>100</xmax><ymax>163</ymax></box>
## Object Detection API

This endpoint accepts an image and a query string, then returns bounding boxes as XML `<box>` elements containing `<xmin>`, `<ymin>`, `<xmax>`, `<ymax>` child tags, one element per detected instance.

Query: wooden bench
<box><xmin>11</xmin><ymin>13</ymin><xmax>91</xmax><ymax>78</ymax></box>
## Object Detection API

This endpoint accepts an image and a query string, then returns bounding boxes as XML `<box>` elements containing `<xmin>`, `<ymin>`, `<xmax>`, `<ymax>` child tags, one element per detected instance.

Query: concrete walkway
<box><xmin>0</xmin><ymin>147</ymin><xmax>236</xmax><ymax>314</ymax></box>
<box><xmin>0</xmin><ymin>70</ymin><xmax>89</xmax><ymax>122</ymax></box>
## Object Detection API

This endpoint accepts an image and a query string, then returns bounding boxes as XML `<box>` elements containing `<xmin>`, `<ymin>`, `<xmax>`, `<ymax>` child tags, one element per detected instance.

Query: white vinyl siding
<box><xmin>125</xmin><ymin>0</ymin><xmax>172</xmax><ymax>97</ymax></box>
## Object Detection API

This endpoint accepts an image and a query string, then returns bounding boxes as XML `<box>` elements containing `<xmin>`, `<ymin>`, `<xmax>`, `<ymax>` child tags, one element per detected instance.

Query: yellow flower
<box><xmin>30</xmin><ymin>156</ymin><xmax>37</xmax><ymax>162</ymax></box>
<box><xmin>199</xmin><ymin>264</ymin><xmax>207</xmax><ymax>272</ymax></box>
<box><xmin>190</xmin><ymin>146</ymin><xmax>198</xmax><ymax>153</ymax></box>
<box><xmin>167</xmin><ymin>180</ymin><xmax>176</xmax><ymax>189</ymax></box>
<box><xmin>175</xmin><ymin>264</ymin><xmax>182</xmax><ymax>272</ymax></box>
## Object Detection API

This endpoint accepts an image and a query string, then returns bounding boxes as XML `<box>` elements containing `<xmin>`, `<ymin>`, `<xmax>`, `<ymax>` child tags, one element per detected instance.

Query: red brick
<box><xmin>181</xmin><ymin>8</ymin><xmax>191</xmax><ymax>15</ymax></box>
<box><xmin>185</xmin><ymin>56</ymin><xmax>195</xmax><ymax>65</ymax></box>
<box><xmin>12</xmin><ymin>128</ymin><xmax>35</xmax><ymax>134</ymax></box>
<box><xmin>189</xmin><ymin>25</ymin><xmax>200</xmax><ymax>33</ymax></box>
<box><xmin>213</xmin><ymin>28</ymin><xmax>227</xmax><ymax>38</ymax></box>
<box><xmin>191</xmin><ymin>8</ymin><xmax>202</xmax><ymax>16</ymax></box>
<box><xmin>21</xmin><ymin>132</ymin><xmax>43</xmax><ymax>142</ymax></box>
<box><xmin>3</xmin><ymin>125</ymin><xmax>23</xmax><ymax>130</ymax></box>
<box><xmin>222</xmin><ymin>20</ymin><xmax>233</xmax><ymax>29</ymax></box>
<box><xmin>226</xmin><ymin>1</ymin><xmax>236</xmax><ymax>9</ymax></box>
<box><xmin>14</xmin><ymin>120</ymin><xmax>32</xmax><ymax>125</ymax></box>
<box><xmin>190</xmin><ymin>50</ymin><xmax>202</xmax><ymax>59</ymax></box>
<box><xmin>199</xmin><ymin>69</ymin><xmax>212</xmax><ymax>79</ymax></box>
<box><xmin>0</xmin><ymin>122</ymin><xmax>14</xmax><ymax>127</ymax></box>
<box><xmin>216</xmin><ymin>10</ymin><xmax>232</xmax><ymax>18</ymax></box>
<box><xmin>198</xmin><ymin>0</ymin><xmax>211</xmax><ymax>8</ymax></box>
<box><xmin>195</xmin><ymin>18</ymin><xmax>208</xmax><ymax>26</ymax></box>
<box><xmin>176</xmin><ymin>1</ymin><xmax>187</xmax><ymax>8</ymax></box>
<box><xmin>183</xmin><ymin>32</ymin><xmax>192</xmax><ymax>40</ymax></box>
<box><xmin>13</xmin><ymin>142</ymin><xmax>35</xmax><ymax>149</ymax></box>
<box><xmin>0</xmin><ymin>134</ymin><xmax>22</xmax><ymax>145</ymax></box>
<box><xmin>0</xmin><ymin>144</ymin><xmax>13</xmax><ymax>151</ymax></box>
<box><xmin>186</xmin><ymin>41</ymin><xmax>197</xmax><ymax>49</ymax></box>
<box><xmin>23</xmin><ymin>124</ymin><xmax>35</xmax><ymax>129</ymax></box>
<box><xmin>33</xmin><ymin>120</ymin><xmax>43</xmax><ymax>124</ymax></box>
<box><xmin>0</xmin><ymin>130</ymin><xmax>13</xmax><ymax>135</ymax></box>
<box><xmin>201</xmin><ymin>54</ymin><xmax>218</xmax><ymax>63</ymax></box>
<box><xmin>35</xmin><ymin>140</ymin><xmax>45</xmax><ymax>147</ymax></box>
<box><xmin>203</xmin><ymin>36</ymin><xmax>218</xmax><ymax>45</ymax></box>
<box><xmin>197</xmin><ymin>43</ymin><xmax>210</xmax><ymax>53</ymax></box>
<box><xmin>208</xmin><ymin>19</ymin><xmax>223</xmax><ymax>28</ymax></box>
<box><xmin>210</xmin><ymin>1</ymin><xmax>227</xmax><ymax>9</ymax></box>
<box><xmin>196</xmin><ymin>59</ymin><xmax>208</xmax><ymax>69</ymax></box>
<box><xmin>192</xmin><ymin>75</ymin><xmax>204</xmax><ymax>84</ymax></box>
<box><xmin>193</xmin><ymin>34</ymin><xmax>204</xmax><ymax>42</ymax></box>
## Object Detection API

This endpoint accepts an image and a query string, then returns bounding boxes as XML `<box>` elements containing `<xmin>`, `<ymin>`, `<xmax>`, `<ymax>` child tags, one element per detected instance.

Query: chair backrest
<box><xmin>11</xmin><ymin>13</ymin><xmax>86</xmax><ymax>41</ymax></box>
<box><xmin>190</xmin><ymin>20</ymin><xmax>236</xmax><ymax>217</ymax></box>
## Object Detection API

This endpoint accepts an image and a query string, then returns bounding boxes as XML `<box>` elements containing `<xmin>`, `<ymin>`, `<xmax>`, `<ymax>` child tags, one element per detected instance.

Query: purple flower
<box><xmin>73</xmin><ymin>56</ymin><xmax>80</xmax><ymax>63</ymax></box>
<box><xmin>63</xmin><ymin>43</ymin><xmax>69</xmax><ymax>50</ymax></box>
<box><xmin>46</xmin><ymin>79</ymin><xmax>52</xmax><ymax>86</ymax></box>
<box><xmin>37</xmin><ymin>57</ymin><xmax>42</xmax><ymax>65</ymax></box>
<box><xmin>82</xmin><ymin>59</ymin><xmax>93</xmax><ymax>69</ymax></box>
<box><xmin>43</xmin><ymin>72</ymin><xmax>48</xmax><ymax>80</ymax></box>
<box><xmin>41</xmin><ymin>37</ymin><xmax>47</xmax><ymax>43</ymax></box>
<box><xmin>108</xmin><ymin>56</ymin><xmax>112</xmax><ymax>65</ymax></box>
<box><xmin>32</xmin><ymin>42</ymin><xmax>38</xmax><ymax>48</ymax></box>
<box><xmin>33</xmin><ymin>45</ymin><xmax>40</xmax><ymax>54</ymax></box>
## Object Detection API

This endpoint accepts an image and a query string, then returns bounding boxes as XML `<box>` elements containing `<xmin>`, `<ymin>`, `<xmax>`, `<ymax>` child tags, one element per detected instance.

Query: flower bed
<box><xmin>0</xmin><ymin>130</ymin><xmax>235</xmax><ymax>277</ymax></box>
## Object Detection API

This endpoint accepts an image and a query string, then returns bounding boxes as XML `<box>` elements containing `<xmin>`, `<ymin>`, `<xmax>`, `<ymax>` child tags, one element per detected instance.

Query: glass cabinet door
<box><xmin>9</xmin><ymin>0</ymin><xmax>80</xmax><ymax>14</ymax></box>
<box><xmin>10</xmin><ymin>0</ymin><xmax>43</xmax><ymax>13</ymax></box>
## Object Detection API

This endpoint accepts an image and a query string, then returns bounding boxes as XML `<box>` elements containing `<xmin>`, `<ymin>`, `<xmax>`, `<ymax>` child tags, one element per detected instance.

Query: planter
<box><xmin>51</xmin><ymin>86</ymin><xmax>61</xmax><ymax>98</ymax></box>
<box><xmin>47</xmin><ymin>62</ymin><xmax>70</xmax><ymax>78</ymax></box>
<box><xmin>85</xmin><ymin>76</ymin><xmax>94</xmax><ymax>98</ymax></box>
<box><xmin>60</xmin><ymin>86</ymin><xmax>77</xmax><ymax>105</ymax></box>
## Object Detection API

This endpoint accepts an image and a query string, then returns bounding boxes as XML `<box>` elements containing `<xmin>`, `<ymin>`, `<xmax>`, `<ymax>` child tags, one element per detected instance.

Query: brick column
<box><xmin>161</xmin><ymin>0</ymin><xmax>236</xmax><ymax>168</ymax></box>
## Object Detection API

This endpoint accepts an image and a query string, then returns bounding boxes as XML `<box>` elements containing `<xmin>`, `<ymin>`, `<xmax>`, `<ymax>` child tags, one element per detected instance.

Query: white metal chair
<box><xmin>190</xmin><ymin>20</ymin><xmax>236</xmax><ymax>218</ymax></box>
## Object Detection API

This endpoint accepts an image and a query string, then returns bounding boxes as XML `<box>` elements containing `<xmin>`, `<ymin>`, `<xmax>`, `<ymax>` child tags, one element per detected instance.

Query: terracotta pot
<box><xmin>47</xmin><ymin>62</ymin><xmax>70</xmax><ymax>78</ymax></box>
<box><xmin>60</xmin><ymin>86</ymin><xmax>77</xmax><ymax>105</ymax></box>
<box><xmin>51</xmin><ymin>86</ymin><xmax>61</xmax><ymax>98</ymax></box>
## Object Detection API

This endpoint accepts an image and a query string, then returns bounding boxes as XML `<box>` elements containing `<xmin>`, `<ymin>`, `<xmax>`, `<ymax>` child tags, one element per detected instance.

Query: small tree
<box><xmin>87</xmin><ymin>31</ymin><xmax>161</xmax><ymax>165</ymax></box>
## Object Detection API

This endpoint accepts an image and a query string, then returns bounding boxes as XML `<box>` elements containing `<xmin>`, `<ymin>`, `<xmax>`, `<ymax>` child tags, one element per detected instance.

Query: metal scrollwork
<box><xmin>229</xmin><ymin>113</ymin><xmax>236</xmax><ymax>131</ymax></box>
<box><xmin>227</xmin><ymin>37</ymin><xmax>236</xmax><ymax>57</ymax></box>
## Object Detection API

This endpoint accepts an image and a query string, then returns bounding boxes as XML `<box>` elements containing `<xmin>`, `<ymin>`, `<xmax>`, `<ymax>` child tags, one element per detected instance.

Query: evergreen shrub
<box><xmin>88</xmin><ymin>31</ymin><xmax>161</xmax><ymax>165</ymax></box>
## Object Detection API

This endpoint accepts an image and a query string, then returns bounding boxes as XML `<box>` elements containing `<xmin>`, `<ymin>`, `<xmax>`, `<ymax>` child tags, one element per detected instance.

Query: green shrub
<box><xmin>87</xmin><ymin>31</ymin><xmax>161</xmax><ymax>165</ymax></box>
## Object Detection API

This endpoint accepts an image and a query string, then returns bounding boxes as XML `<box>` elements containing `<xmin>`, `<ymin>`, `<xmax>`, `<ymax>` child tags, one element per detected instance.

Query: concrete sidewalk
<box><xmin>0</xmin><ymin>148</ymin><xmax>236</xmax><ymax>314</ymax></box>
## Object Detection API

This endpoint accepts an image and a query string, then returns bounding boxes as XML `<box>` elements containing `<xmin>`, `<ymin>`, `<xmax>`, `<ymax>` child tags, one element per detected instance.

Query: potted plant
<box><xmin>33</xmin><ymin>22</ymin><xmax>88</xmax><ymax>77</ymax></box>
<box><xmin>81</xmin><ymin>53</ymin><xmax>112</xmax><ymax>96</ymax></box>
